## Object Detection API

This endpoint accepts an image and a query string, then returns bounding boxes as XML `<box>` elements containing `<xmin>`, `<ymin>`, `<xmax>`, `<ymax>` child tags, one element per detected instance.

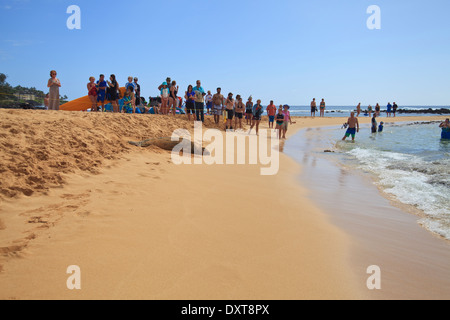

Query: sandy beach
<box><xmin>0</xmin><ymin>109</ymin><xmax>448</xmax><ymax>300</ymax></box>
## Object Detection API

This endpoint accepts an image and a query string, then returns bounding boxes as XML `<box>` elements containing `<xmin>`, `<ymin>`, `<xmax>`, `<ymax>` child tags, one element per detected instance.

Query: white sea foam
<box><xmin>348</xmin><ymin>147</ymin><xmax>450</xmax><ymax>240</ymax></box>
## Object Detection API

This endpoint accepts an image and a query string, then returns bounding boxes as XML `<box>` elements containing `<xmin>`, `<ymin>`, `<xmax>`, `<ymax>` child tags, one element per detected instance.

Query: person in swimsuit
<box><xmin>225</xmin><ymin>93</ymin><xmax>235</xmax><ymax>131</ymax></box>
<box><xmin>371</xmin><ymin>113</ymin><xmax>378</xmax><ymax>133</ymax></box>
<box><xmin>275</xmin><ymin>107</ymin><xmax>285</xmax><ymax>139</ymax></box>
<box><xmin>234</xmin><ymin>95</ymin><xmax>245</xmax><ymax>130</ymax></box>
<box><xmin>249</xmin><ymin>100</ymin><xmax>264</xmax><ymax>136</ymax></box>
<box><xmin>320</xmin><ymin>99</ymin><xmax>326</xmax><ymax>117</ymax></box>
<box><xmin>185</xmin><ymin>85</ymin><xmax>196</xmax><ymax>121</ymax></box>
<box><xmin>367</xmin><ymin>105</ymin><xmax>373</xmax><ymax>117</ymax></box>
<box><xmin>393</xmin><ymin>102</ymin><xmax>398</xmax><ymax>117</ymax></box>
<box><xmin>87</xmin><ymin>76</ymin><xmax>97</xmax><ymax>112</ymax></box>
<box><xmin>311</xmin><ymin>98</ymin><xmax>316</xmax><ymax>118</ymax></box>
<box><xmin>212</xmin><ymin>88</ymin><xmax>224</xmax><ymax>124</ymax></box>
<box><xmin>245</xmin><ymin>96</ymin><xmax>253</xmax><ymax>125</ymax></box>
<box><xmin>375</xmin><ymin>103</ymin><xmax>381</xmax><ymax>116</ymax></box>
<box><xmin>440</xmin><ymin>119</ymin><xmax>450</xmax><ymax>139</ymax></box>
<box><xmin>356</xmin><ymin>103</ymin><xmax>361</xmax><ymax>117</ymax></box>
<box><xmin>107</xmin><ymin>74</ymin><xmax>120</xmax><ymax>113</ymax></box>
<box><xmin>342</xmin><ymin>112</ymin><xmax>360</xmax><ymax>141</ymax></box>
<box><xmin>281</xmin><ymin>105</ymin><xmax>295</xmax><ymax>139</ymax></box>
<box><xmin>378</xmin><ymin>121</ymin><xmax>384</xmax><ymax>132</ymax></box>
<box><xmin>96</xmin><ymin>74</ymin><xmax>107</xmax><ymax>112</ymax></box>
<box><xmin>170</xmin><ymin>80</ymin><xmax>178</xmax><ymax>116</ymax></box>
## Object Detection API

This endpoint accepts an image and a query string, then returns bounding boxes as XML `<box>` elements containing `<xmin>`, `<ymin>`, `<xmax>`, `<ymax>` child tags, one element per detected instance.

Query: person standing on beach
<box><xmin>266</xmin><ymin>100</ymin><xmax>277</xmax><ymax>129</ymax></box>
<box><xmin>193</xmin><ymin>80</ymin><xmax>206</xmax><ymax>122</ymax></box>
<box><xmin>276</xmin><ymin>107</ymin><xmax>285</xmax><ymax>139</ymax></box>
<box><xmin>44</xmin><ymin>93</ymin><xmax>49</xmax><ymax>110</ymax></box>
<box><xmin>311</xmin><ymin>98</ymin><xmax>317</xmax><ymax>118</ymax></box>
<box><xmin>234</xmin><ymin>95</ymin><xmax>245</xmax><ymax>130</ymax></box>
<box><xmin>245</xmin><ymin>96</ymin><xmax>253</xmax><ymax>125</ymax></box>
<box><xmin>375</xmin><ymin>103</ymin><xmax>381</xmax><ymax>117</ymax></box>
<box><xmin>47</xmin><ymin>70</ymin><xmax>61</xmax><ymax>111</ymax></box>
<box><xmin>342</xmin><ymin>112</ymin><xmax>360</xmax><ymax>141</ymax></box>
<box><xmin>122</xmin><ymin>86</ymin><xmax>134</xmax><ymax>113</ymax></box>
<box><xmin>225</xmin><ymin>93</ymin><xmax>235</xmax><ymax>131</ymax></box>
<box><xmin>320</xmin><ymin>99</ymin><xmax>326</xmax><ymax>117</ymax></box>
<box><xmin>160</xmin><ymin>82</ymin><xmax>170</xmax><ymax>115</ymax></box>
<box><xmin>249</xmin><ymin>100</ymin><xmax>264</xmax><ymax>136</ymax></box>
<box><xmin>185</xmin><ymin>85</ymin><xmax>196</xmax><ymax>121</ymax></box>
<box><xmin>134</xmin><ymin>78</ymin><xmax>141</xmax><ymax>106</ymax></box>
<box><xmin>96</xmin><ymin>74</ymin><xmax>107</xmax><ymax>112</ymax></box>
<box><xmin>212</xmin><ymin>88</ymin><xmax>224</xmax><ymax>124</ymax></box>
<box><xmin>87</xmin><ymin>77</ymin><xmax>98</xmax><ymax>112</ymax></box>
<box><xmin>356</xmin><ymin>103</ymin><xmax>361</xmax><ymax>117</ymax></box>
<box><xmin>281</xmin><ymin>105</ymin><xmax>295</xmax><ymax>139</ymax></box>
<box><xmin>367</xmin><ymin>105</ymin><xmax>373</xmax><ymax>117</ymax></box>
<box><xmin>170</xmin><ymin>80</ymin><xmax>178</xmax><ymax>116</ymax></box>
<box><xmin>107</xmin><ymin>74</ymin><xmax>120</xmax><ymax>113</ymax></box>
<box><xmin>387</xmin><ymin>102</ymin><xmax>392</xmax><ymax>118</ymax></box>
<box><xmin>371</xmin><ymin>113</ymin><xmax>378</xmax><ymax>133</ymax></box>
<box><xmin>393</xmin><ymin>102</ymin><xmax>398</xmax><ymax>117</ymax></box>
<box><xmin>205</xmin><ymin>91</ymin><xmax>213</xmax><ymax>115</ymax></box>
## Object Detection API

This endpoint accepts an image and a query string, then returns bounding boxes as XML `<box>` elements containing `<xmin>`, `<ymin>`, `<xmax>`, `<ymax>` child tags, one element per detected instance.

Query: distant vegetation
<box><xmin>0</xmin><ymin>73</ymin><xmax>68</xmax><ymax>109</ymax></box>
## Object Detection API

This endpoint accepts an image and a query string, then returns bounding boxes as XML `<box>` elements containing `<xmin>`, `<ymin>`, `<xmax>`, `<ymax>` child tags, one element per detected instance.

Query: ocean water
<box><xmin>288</xmin><ymin>121</ymin><xmax>450</xmax><ymax>240</ymax></box>
<box><xmin>287</xmin><ymin>106</ymin><xmax>450</xmax><ymax>118</ymax></box>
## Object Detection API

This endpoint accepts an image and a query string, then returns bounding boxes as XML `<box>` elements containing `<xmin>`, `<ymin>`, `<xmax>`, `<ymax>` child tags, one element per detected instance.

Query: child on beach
<box><xmin>378</xmin><ymin>121</ymin><xmax>384</xmax><ymax>132</ymax></box>
<box><xmin>160</xmin><ymin>82</ymin><xmax>170</xmax><ymax>115</ymax></box>
<box><xmin>87</xmin><ymin>77</ymin><xmax>97</xmax><ymax>112</ymax></box>
<box><xmin>276</xmin><ymin>107</ymin><xmax>285</xmax><ymax>139</ymax></box>
<box><xmin>96</xmin><ymin>74</ymin><xmax>107</xmax><ymax>112</ymax></box>
<box><xmin>122</xmin><ymin>87</ymin><xmax>134</xmax><ymax>114</ymax></box>
<box><xmin>281</xmin><ymin>105</ymin><xmax>295</xmax><ymax>139</ymax></box>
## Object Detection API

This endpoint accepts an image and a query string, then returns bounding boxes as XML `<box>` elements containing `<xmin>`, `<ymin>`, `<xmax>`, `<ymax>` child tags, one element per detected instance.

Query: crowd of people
<box><xmin>46</xmin><ymin>71</ymin><xmax>297</xmax><ymax>137</ymax></box>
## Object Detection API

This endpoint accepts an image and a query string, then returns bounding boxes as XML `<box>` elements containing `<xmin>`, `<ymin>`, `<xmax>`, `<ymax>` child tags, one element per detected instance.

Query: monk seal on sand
<box><xmin>128</xmin><ymin>137</ymin><xmax>209</xmax><ymax>155</ymax></box>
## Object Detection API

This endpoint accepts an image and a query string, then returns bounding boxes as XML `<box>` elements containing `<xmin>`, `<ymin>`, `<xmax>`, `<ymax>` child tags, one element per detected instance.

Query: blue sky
<box><xmin>0</xmin><ymin>0</ymin><xmax>449</xmax><ymax>106</ymax></box>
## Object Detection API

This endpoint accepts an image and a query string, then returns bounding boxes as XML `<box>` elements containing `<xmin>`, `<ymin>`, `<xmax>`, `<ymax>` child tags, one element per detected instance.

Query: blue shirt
<box><xmin>97</xmin><ymin>80</ymin><xmax>107</xmax><ymax>92</ymax></box>
<box><xmin>252</xmin><ymin>104</ymin><xmax>264</xmax><ymax>117</ymax></box>
<box><xmin>193</xmin><ymin>86</ymin><xmax>205</xmax><ymax>94</ymax></box>
<box><xmin>126</xmin><ymin>82</ymin><xmax>136</xmax><ymax>91</ymax></box>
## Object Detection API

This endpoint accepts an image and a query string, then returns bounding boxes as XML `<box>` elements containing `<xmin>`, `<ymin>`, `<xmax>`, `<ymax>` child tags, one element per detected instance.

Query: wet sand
<box><xmin>285</xmin><ymin>124</ymin><xmax>450</xmax><ymax>299</ymax></box>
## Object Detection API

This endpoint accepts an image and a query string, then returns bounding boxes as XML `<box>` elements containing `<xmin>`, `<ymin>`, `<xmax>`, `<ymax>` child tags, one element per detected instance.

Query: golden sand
<box><xmin>0</xmin><ymin>110</ymin><xmax>447</xmax><ymax>299</ymax></box>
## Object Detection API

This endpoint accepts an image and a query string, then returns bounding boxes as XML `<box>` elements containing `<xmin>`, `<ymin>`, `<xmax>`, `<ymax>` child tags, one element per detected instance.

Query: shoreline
<box><xmin>0</xmin><ymin>110</ymin><xmax>448</xmax><ymax>299</ymax></box>
<box><xmin>284</xmin><ymin>120</ymin><xmax>450</xmax><ymax>299</ymax></box>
